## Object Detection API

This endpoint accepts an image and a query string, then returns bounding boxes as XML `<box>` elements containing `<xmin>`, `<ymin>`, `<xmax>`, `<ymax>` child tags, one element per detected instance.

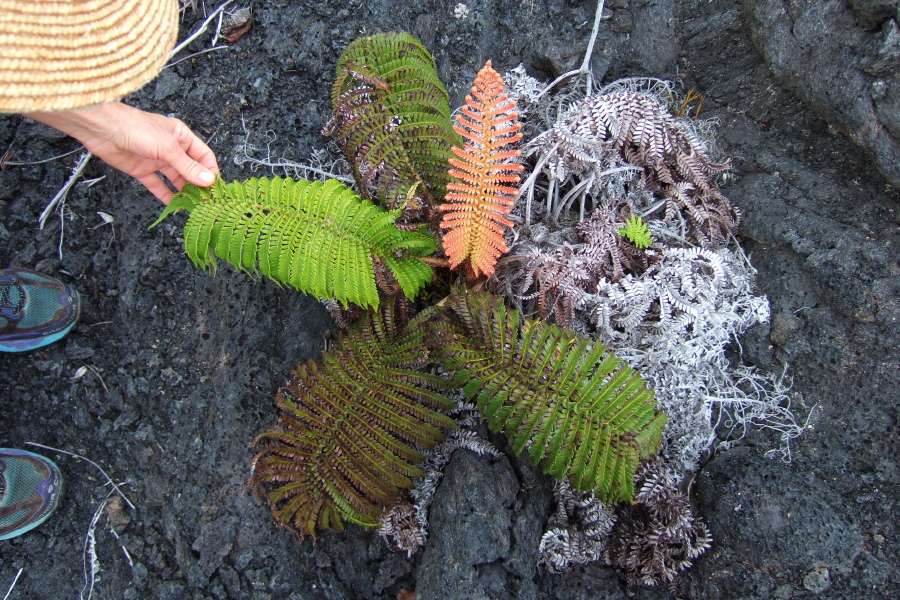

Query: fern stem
<box><xmin>520</xmin><ymin>140</ymin><xmax>560</xmax><ymax>228</ymax></box>
<box><xmin>537</xmin><ymin>0</ymin><xmax>606</xmax><ymax>98</ymax></box>
<box><xmin>414</xmin><ymin>256</ymin><xmax>450</xmax><ymax>268</ymax></box>
<box><xmin>579</xmin><ymin>0</ymin><xmax>606</xmax><ymax>93</ymax></box>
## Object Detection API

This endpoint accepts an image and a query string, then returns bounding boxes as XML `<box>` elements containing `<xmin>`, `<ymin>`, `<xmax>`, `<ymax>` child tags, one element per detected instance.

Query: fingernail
<box><xmin>199</xmin><ymin>171</ymin><xmax>215</xmax><ymax>185</ymax></box>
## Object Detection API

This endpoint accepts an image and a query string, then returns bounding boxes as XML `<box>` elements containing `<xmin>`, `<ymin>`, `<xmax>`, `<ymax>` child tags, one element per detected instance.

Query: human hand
<box><xmin>25</xmin><ymin>102</ymin><xmax>220</xmax><ymax>204</ymax></box>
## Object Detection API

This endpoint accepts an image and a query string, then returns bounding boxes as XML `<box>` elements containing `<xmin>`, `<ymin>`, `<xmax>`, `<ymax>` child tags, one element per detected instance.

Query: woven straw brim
<box><xmin>0</xmin><ymin>0</ymin><xmax>179</xmax><ymax>113</ymax></box>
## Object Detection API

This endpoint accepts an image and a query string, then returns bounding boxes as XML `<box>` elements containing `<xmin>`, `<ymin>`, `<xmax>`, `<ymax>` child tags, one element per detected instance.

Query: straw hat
<box><xmin>0</xmin><ymin>0</ymin><xmax>179</xmax><ymax>113</ymax></box>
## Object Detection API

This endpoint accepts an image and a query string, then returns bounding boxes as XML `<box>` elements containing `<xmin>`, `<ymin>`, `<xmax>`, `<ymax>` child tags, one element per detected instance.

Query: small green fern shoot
<box><xmin>153</xmin><ymin>176</ymin><xmax>435</xmax><ymax>309</ymax></box>
<box><xmin>618</xmin><ymin>214</ymin><xmax>653</xmax><ymax>248</ymax></box>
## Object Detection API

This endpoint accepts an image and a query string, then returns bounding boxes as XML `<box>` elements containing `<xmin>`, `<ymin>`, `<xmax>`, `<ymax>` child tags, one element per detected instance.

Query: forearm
<box><xmin>24</xmin><ymin>102</ymin><xmax>132</xmax><ymax>151</ymax></box>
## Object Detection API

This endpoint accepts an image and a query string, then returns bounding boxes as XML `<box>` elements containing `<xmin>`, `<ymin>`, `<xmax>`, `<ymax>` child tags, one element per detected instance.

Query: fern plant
<box><xmin>153</xmin><ymin>176</ymin><xmax>436</xmax><ymax>309</ymax></box>
<box><xmin>327</xmin><ymin>32</ymin><xmax>460</xmax><ymax>218</ymax></box>
<box><xmin>420</xmin><ymin>289</ymin><xmax>666</xmax><ymax>503</ymax></box>
<box><xmin>618</xmin><ymin>215</ymin><xmax>653</xmax><ymax>248</ymax></box>
<box><xmin>249</xmin><ymin>300</ymin><xmax>457</xmax><ymax>538</ymax></box>
<box><xmin>440</xmin><ymin>60</ymin><xmax>523</xmax><ymax>278</ymax></box>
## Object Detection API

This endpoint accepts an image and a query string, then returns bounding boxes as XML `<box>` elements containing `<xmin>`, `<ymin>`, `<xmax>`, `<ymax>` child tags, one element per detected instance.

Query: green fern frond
<box><xmin>421</xmin><ymin>289</ymin><xmax>666</xmax><ymax>503</ymax></box>
<box><xmin>329</xmin><ymin>32</ymin><xmax>460</xmax><ymax>213</ymax></box>
<box><xmin>153</xmin><ymin>176</ymin><xmax>436</xmax><ymax>309</ymax></box>
<box><xmin>249</xmin><ymin>300</ymin><xmax>457</xmax><ymax>538</ymax></box>
<box><xmin>618</xmin><ymin>215</ymin><xmax>653</xmax><ymax>248</ymax></box>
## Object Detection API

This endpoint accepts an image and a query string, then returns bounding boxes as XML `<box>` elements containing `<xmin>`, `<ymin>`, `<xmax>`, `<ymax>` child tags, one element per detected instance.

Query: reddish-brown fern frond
<box><xmin>440</xmin><ymin>60</ymin><xmax>523</xmax><ymax>279</ymax></box>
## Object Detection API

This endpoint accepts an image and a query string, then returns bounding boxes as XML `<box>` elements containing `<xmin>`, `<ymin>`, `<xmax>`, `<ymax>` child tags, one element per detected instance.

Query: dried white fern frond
<box><xmin>581</xmin><ymin>246</ymin><xmax>807</xmax><ymax>472</ymax></box>
<box><xmin>585</xmin><ymin>247</ymin><xmax>758</xmax><ymax>346</ymax></box>
<box><xmin>539</xmin><ymin>479</ymin><xmax>616</xmax><ymax>573</ymax></box>
<box><xmin>503</xmin><ymin>64</ymin><xmax>548</xmax><ymax>120</ymax></box>
<box><xmin>405</xmin><ymin>429</ymin><xmax>503</xmax><ymax>547</ymax></box>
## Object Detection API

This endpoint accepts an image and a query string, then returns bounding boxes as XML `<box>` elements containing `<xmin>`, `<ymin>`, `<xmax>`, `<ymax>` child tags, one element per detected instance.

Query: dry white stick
<box><xmin>537</xmin><ymin>0</ymin><xmax>605</xmax><ymax>98</ymax></box>
<box><xmin>38</xmin><ymin>150</ymin><xmax>91</xmax><ymax>230</ymax></box>
<box><xmin>169</xmin><ymin>0</ymin><xmax>235</xmax><ymax>58</ymax></box>
<box><xmin>107</xmin><ymin>524</ymin><xmax>135</xmax><ymax>568</ymax></box>
<box><xmin>3</xmin><ymin>146</ymin><xmax>83</xmax><ymax>166</ymax></box>
<box><xmin>87</xmin><ymin>365</ymin><xmax>111</xmax><ymax>394</ymax></box>
<box><xmin>212</xmin><ymin>8</ymin><xmax>225</xmax><ymax>46</ymax></box>
<box><xmin>120</xmin><ymin>544</ymin><xmax>134</xmax><ymax>568</ymax></box>
<box><xmin>80</xmin><ymin>492</ymin><xmax>113</xmax><ymax>600</ymax></box>
<box><xmin>164</xmin><ymin>45</ymin><xmax>228</xmax><ymax>70</ymax></box>
<box><xmin>2</xmin><ymin>569</ymin><xmax>23</xmax><ymax>600</ymax></box>
<box><xmin>518</xmin><ymin>141</ymin><xmax>560</xmax><ymax>226</ymax></box>
<box><xmin>579</xmin><ymin>0</ymin><xmax>606</xmax><ymax>93</ymax></box>
<box><xmin>24</xmin><ymin>442</ymin><xmax>136</xmax><ymax>510</ymax></box>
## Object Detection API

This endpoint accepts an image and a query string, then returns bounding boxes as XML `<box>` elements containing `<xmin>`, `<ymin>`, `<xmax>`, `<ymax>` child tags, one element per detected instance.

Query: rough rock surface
<box><xmin>1</xmin><ymin>1</ymin><xmax>897</xmax><ymax>599</ymax></box>
<box><xmin>742</xmin><ymin>0</ymin><xmax>900</xmax><ymax>188</ymax></box>
<box><xmin>414</xmin><ymin>449</ymin><xmax>549</xmax><ymax>600</ymax></box>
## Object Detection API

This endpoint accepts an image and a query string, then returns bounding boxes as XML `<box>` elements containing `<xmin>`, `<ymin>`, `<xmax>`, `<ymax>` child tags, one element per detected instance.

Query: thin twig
<box><xmin>39</xmin><ymin>151</ymin><xmax>91</xmax><ymax>229</ymax></box>
<box><xmin>518</xmin><ymin>141</ymin><xmax>560</xmax><ymax>227</ymax></box>
<box><xmin>579</xmin><ymin>0</ymin><xmax>606</xmax><ymax>93</ymax></box>
<box><xmin>3</xmin><ymin>146</ymin><xmax>84</xmax><ymax>167</ymax></box>
<box><xmin>24</xmin><ymin>442</ymin><xmax>136</xmax><ymax>510</ymax></box>
<box><xmin>212</xmin><ymin>9</ymin><xmax>225</xmax><ymax>46</ymax></box>
<box><xmin>164</xmin><ymin>45</ymin><xmax>228</xmax><ymax>70</ymax></box>
<box><xmin>169</xmin><ymin>0</ymin><xmax>235</xmax><ymax>58</ymax></box>
<box><xmin>537</xmin><ymin>0</ymin><xmax>605</xmax><ymax>98</ymax></box>
<box><xmin>2</xmin><ymin>569</ymin><xmax>23</xmax><ymax>600</ymax></box>
<box><xmin>81</xmin><ymin>176</ymin><xmax>106</xmax><ymax>188</ymax></box>
<box><xmin>109</xmin><ymin>528</ymin><xmax>135</xmax><ymax>568</ymax></box>
<box><xmin>86</xmin><ymin>365</ymin><xmax>110</xmax><ymax>394</ymax></box>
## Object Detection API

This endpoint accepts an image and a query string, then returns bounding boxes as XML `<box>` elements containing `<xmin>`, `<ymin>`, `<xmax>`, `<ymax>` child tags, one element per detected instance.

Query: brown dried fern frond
<box><xmin>488</xmin><ymin>201</ymin><xmax>658</xmax><ymax>327</ymax></box>
<box><xmin>603</xmin><ymin>457</ymin><xmax>712</xmax><ymax>591</ymax></box>
<box><xmin>526</xmin><ymin>91</ymin><xmax>740</xmax><ymax>246</ymax></box>
<box><xmin>576</xmin><ymin>200</ymin><xmax>656</xmax><ymax>281</ymax></box>
<box><xmin>440</xmin><ymin>60</ymin><xmax>524</xmax><ymax>278</ymax></box>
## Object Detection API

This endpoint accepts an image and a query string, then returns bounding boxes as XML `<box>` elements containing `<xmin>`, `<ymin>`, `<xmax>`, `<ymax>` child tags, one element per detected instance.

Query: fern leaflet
<box><xmin>249</xmin><ymin>300</ymin><xmax>457</xmax><ymax>538</ymax></box>
<box><xmin>440</xmin><ymin>60</ymin><xmax>524</xmax><ymax>278</ymax></box>
<box><xmin>618</xmin><ymin>215</ymin><xmax>653</xmax><ymax>248</ymax></box>
<box><xmin>153</xmin><ymin>176</ymin><xmax>435</xmax><ymax>309</ymax></box>
<box><xmin>328</xmin><ymin>32</ymin><xmax>459</xmax><ymax>218</ymax></box>
<box><xmin>421</xmin><ymin>289</ymin><xmax>666</xmax><ymax>503</ymax></box>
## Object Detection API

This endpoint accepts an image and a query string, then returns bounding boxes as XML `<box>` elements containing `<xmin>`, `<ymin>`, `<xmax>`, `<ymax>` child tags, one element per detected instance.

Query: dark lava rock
<box><xmin>415</xmin><ymin>451</ymin><xmax>517</xmax><ymax>599</ymax></box>
<box><xmin>742</xmin><ymin>0</ymin><xmax>900</xmax><ymax>187</ymax></box>
<box><xmin>695</xmin><ymin>447</ymin><xmax>863</xmax><ymax>594</ymax></box>
<box><xmin>415</xmin><ymin>449</ymin><xmax>549</xmax><ymax>600</ymax></box>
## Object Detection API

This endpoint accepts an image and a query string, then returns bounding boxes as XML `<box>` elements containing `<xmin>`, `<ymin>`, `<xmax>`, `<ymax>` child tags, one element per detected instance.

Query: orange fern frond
<box><xmin>440</xmin><ymin>60</ymin><xmax>524</xmax><ymax>279</ymax></box>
